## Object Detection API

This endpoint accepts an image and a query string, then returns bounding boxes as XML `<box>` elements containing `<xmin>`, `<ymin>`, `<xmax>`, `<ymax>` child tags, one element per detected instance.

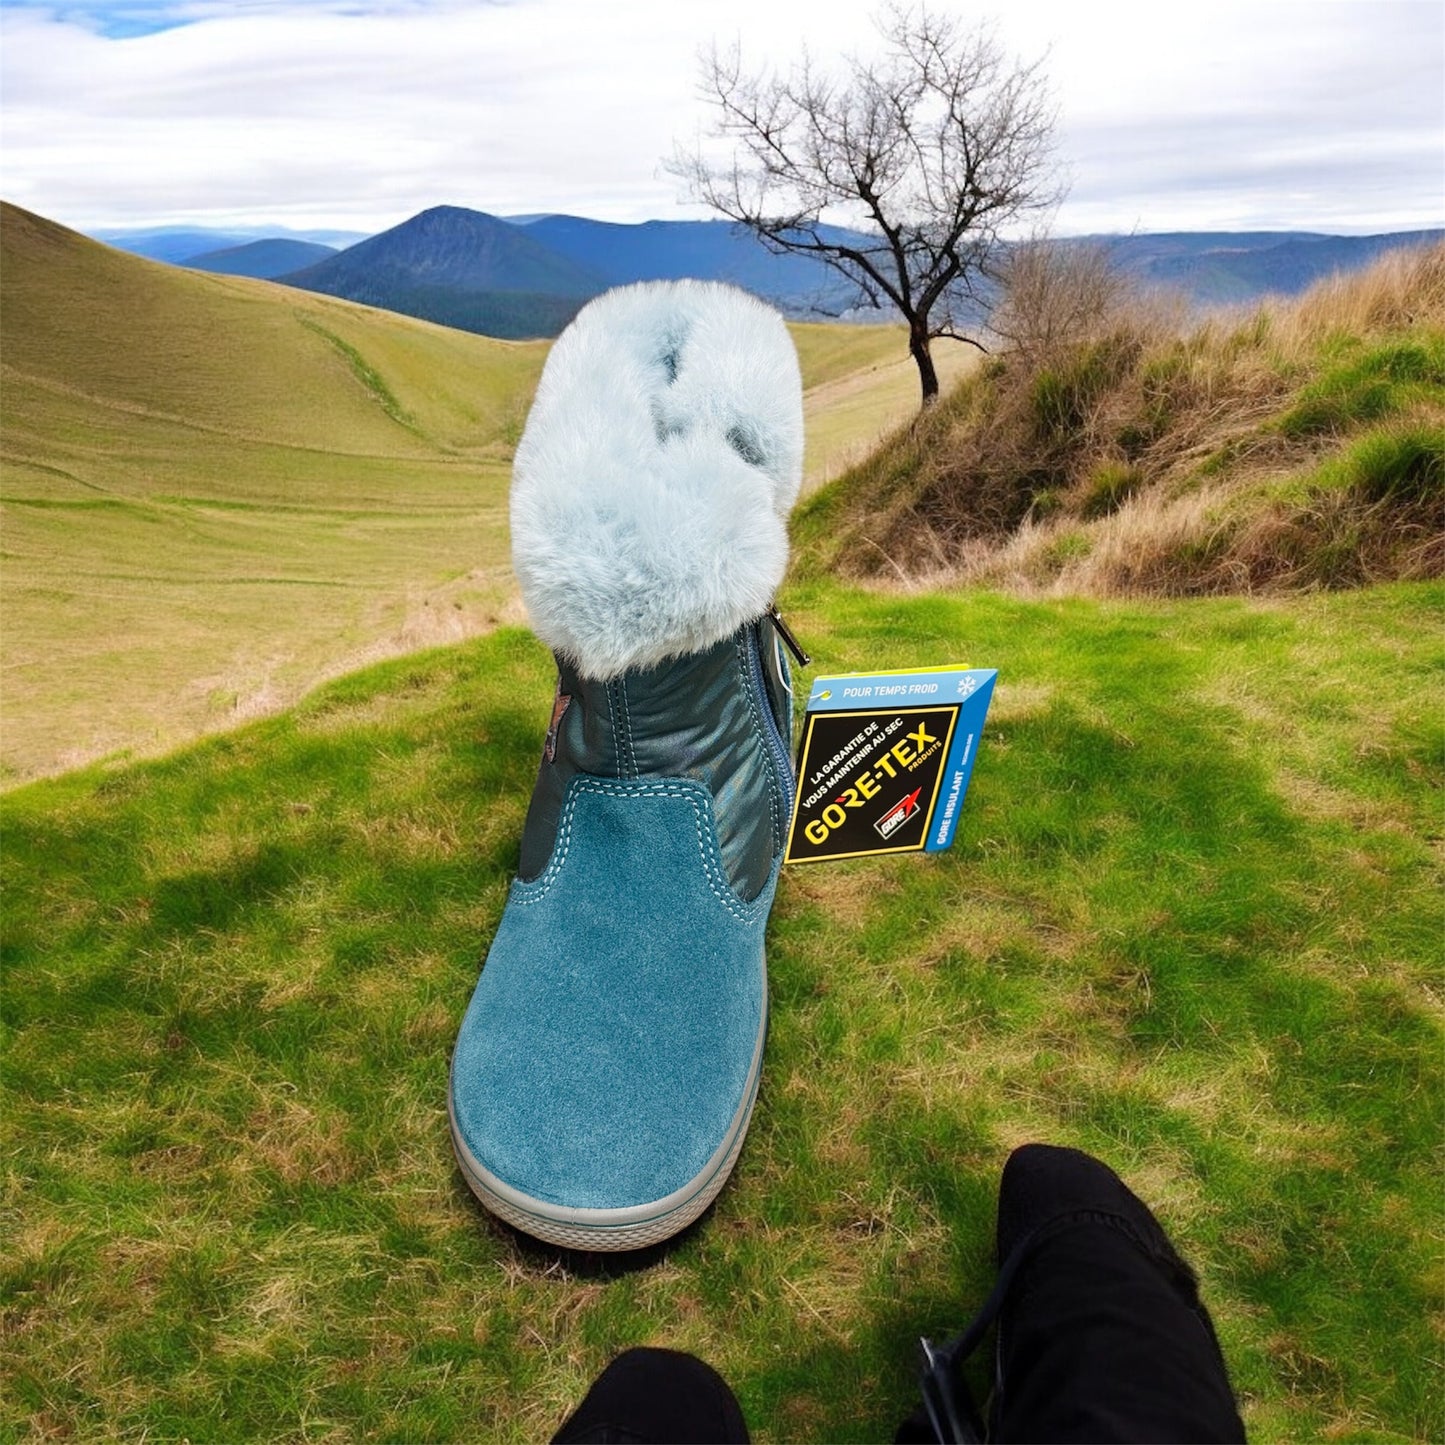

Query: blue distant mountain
<box><xmin>278</xmin><ymin>206</ymin><xmax>607</xmax><ymax>340</ymax></box>
<box><xmin>98</xmin><ymin>227</ymin><xmax>255</xmax><ymax>263</ymax></box>
<box><xmin>517</xmin><ymin>214</ymin><xmax>866</xmax><ymax>312</ymax></box>
<box><xmin>98</xmin><ymin>224</ymin><xmax>368</xmax><ymax>263</ymax></box>
<box><xmin>1088</xmin><ymin>230</ymin><xmax>1445</xmax><ymax>304</ymax></box>
<box><xmin>280</xmin><ymin>213</ymin><xmax>1445</xmax><ymax>338</ymax></box>
<box><xmin>183</xmin><ymin>238</ymin><xmax>338</xmax><ymax>279</ymax></box>
<box><xmin>285</xmin><ymin>205</ymin><xmax>604</xmax><ymax>297</ymax></box>
<box><xmin>83</xmin><ymin>210</ymin><xmax>1443</xmax><ymax>340</ymax></box>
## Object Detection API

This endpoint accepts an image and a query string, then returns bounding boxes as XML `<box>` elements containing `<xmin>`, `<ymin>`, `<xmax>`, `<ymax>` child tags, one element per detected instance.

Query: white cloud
<box><xmin>1</xmin><ymin>0</ymin><xmax>1440</xmax><ymax>234</ymax></box>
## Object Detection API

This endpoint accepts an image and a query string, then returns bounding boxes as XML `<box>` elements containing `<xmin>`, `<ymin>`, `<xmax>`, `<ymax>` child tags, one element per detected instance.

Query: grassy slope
<box><xmin>1</xmin><ymin>203</ymin><xmax>547</xmax><ymax>785</ymax></box>
<box><xmin>5</xmin><ymin>578</ymin><xmax>1441</xmax><ymax>1442</ymax></box>
<box><xmin>0</xmin><ymin>206</ymin><xmax>951</xmax><ymax>785</ymax></box>
<box><xmin>799</xmin><ymin>243</ymin><xmax>1444</xmax><ymax>594</ymax></box>
<box><xmin>792</xmin><ymin>324</ymin><xmax>976</xmax><ymax>491</ymax></box>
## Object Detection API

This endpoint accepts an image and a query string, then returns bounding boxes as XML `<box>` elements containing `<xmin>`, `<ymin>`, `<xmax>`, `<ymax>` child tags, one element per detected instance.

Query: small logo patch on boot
<box><xmin>544</xmin><ymin>689</ymin><xmax>571</xmax><ymax>763</ymax></box>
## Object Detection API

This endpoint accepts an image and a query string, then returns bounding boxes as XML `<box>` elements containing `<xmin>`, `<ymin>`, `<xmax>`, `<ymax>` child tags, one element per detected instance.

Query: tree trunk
<box><xmin>910</xmin><ymin>328</ymin><xmax>940</xmax><ymax>407</ymax></box>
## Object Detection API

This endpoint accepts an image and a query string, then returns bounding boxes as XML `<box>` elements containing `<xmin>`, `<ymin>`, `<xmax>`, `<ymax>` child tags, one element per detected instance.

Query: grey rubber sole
<box><xmin>448</xmin><ymin>1004</ymin><xmax>767</xmax><ymax>1251</ymax></box>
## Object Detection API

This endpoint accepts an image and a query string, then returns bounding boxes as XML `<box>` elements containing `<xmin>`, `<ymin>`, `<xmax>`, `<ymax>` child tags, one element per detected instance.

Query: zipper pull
<box><xmin>767</xmin><ymin>603</ymin><xmax>811</xmax><ymax>668</ymax></box>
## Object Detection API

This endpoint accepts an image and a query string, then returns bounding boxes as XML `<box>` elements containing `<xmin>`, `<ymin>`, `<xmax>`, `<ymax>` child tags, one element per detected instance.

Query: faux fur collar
<box><xmin>510</xmin><ymin>280</ymin><xmax>804</xmax><ymax>680</ymax></box>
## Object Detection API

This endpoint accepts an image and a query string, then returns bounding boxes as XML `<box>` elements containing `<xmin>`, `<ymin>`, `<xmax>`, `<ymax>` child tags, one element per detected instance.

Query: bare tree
<box><xmin>673</xmin><ymin>3</ymin><xmax>1059</xmax><ymax>406</ymax></box>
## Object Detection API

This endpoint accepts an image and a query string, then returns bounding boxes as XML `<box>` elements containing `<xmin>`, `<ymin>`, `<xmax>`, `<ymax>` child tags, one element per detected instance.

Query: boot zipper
<box><xmin>748</xmin><ymin>621</ymin><xmax>797</xmax><ymax>821</ymax></box>
<box><xmin>766</xmin><ymin>602</ymin><xmax>811</xmax><ymax>667</ymax></box>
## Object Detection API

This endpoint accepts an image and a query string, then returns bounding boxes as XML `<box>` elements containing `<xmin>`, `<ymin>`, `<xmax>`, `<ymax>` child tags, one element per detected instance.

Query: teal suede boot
<box><xmin>449</xmin><ymin>280</ymin><xmax>804</xmax><ymax>1249</ymax></box>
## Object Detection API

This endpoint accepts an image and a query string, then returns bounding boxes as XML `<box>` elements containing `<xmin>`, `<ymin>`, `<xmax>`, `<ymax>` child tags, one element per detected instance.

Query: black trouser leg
<box><xmin>992</xmin><ymin>1146</ymin><xmax>1245</xmax><ymax>1443</ymax></box>
<box><xmin>552</xmin><ymin>1346</ymin><xmax>750</xmax><ymax>1444</ymax></box>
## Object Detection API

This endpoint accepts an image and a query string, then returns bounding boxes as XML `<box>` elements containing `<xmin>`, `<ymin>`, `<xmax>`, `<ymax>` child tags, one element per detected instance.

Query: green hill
<box><xmin>0</xmin><ymin>202</ymin><xmax>552</xmax><ymax>786</ymax></box>
<box><xmin>2</xmin><ymin>205</ymin><xmax>1441</xmax><ymax>1443</ymax></box>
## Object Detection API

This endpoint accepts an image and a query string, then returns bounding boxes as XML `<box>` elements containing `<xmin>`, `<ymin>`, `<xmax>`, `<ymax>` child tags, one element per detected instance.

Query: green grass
<box><xmin>297</xmin><ymin>318</ymin><xmax>419</xmax><ymax>431</ymax></box>
<box><xmin>1079</xmin><ymin>460</ymin><xmax>1145</xmax><ymax>519</ymax></box>
<box><xmin>5</xmin><ymin>580</ymin><xmax>1442</xmax><ymax>1442</ymax></box>
<box><xmin>1325</xmin><ymin>424</ymin><xmax>1445</xmax><ymax>505</ymax></box>
<box><xmin>1278</xmin><ymin>336</ymin><xmax>1445</xmax><ymax>440</ymax></box>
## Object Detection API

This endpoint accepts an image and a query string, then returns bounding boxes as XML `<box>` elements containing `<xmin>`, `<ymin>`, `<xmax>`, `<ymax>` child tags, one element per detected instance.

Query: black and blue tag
<box><xmin>783</xmin><ymin>666</ymin><xmax>997</xmax><ymax>865</ymax></box>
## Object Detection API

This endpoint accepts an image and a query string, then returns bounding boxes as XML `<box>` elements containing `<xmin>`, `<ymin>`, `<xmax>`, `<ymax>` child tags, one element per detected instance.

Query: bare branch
<box><xmin>990</xmin><ymin>237</ymin><xmax>1126</xmax><ymax>360</ymax></box>
<box><xmin>670</xmin><ymin>2</ymin><xmax>1060</xmax><ymax>406</ymax></box>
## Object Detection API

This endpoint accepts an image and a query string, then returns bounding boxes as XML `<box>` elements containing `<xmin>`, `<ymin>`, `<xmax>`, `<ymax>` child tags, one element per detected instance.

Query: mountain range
<box><xmin>516</xmin><ymin>213</ymin><xmax>867</xmax><ymax>307</ymax></box>
<box><xmin>1090</xmin><ymin>231</ymin><xmax>1445</xmax><ymax>304</ymax></box>
<box><xmin>92</xmin><ymin>208</ymin><xmax>1444</xmax><ymax>341</ymax></box>
<box><xmin>95</xmin><ymin>222</ymin><xmax>367</xmax><ymax>263</ymax></box>
<box><xmin>277</xmin><ymin>206</ymin><xmax>605</xmax><ymax>340</ymax></box>
<box><xmin>183</xmin><ymin>237</ymin><xmax>338</xmax><ymax>278</ymax></box>
<box><xmin>264</xmin><ymin>206</ymin><xmax>869</xmax><ymax>340</ymax></box>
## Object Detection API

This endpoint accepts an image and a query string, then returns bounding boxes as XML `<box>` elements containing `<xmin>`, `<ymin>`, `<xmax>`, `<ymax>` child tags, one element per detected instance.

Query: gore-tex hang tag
<box><xmin>784</xmin><ymin>666</ymin><xmax>996</xmax><ymax>865</ymax></box>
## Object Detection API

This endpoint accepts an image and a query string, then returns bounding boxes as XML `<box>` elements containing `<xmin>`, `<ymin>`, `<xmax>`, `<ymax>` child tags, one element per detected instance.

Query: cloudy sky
<box><xmin>1</xmin><ymin>0</ymin><xmax>1440</xmax><ymax>237</ymax></box>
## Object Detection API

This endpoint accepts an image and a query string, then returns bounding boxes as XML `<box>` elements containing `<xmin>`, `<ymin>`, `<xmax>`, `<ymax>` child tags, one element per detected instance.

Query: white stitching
<box><xmin>617</xmin><ymin>677</ymin><xmax>638</xmax><ymax>778</ymax></box>
<box><xmin>605</xmin><ymin>680</ymin><xmax>619</xmax><ymax>775</ymax></box>
<box><xmin>511</xmin><ymin>786</ymin><xmax>581</xmax><ymax>905</ymax></box>
<box><xmin>510</xmin><ymin>777</ymin><xmax>764</xmax><ymax>922</ymax></box>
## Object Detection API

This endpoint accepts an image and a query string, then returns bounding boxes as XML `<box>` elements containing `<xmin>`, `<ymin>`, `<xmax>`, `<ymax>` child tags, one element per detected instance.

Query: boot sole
<box><xmin>448</xmin><ymin>1003</ymin><xmax>766</xmax><ymax>1251</ymax></box>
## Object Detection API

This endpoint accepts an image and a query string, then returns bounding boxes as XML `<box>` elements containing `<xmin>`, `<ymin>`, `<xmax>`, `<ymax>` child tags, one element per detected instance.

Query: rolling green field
<box><xmin>0</xmin><ymin>205</ymin><xmax>965</xmax><ymax>785</ymax></box>
<box><xmin>0</xmin><ymin>204</ymin><xmax>545</xmax><ymax>785</ymax></box>
<box><xmin>4</xmin><ymin>578</ymin><xmax>1442</xmax><ymax>1442</ymax></box>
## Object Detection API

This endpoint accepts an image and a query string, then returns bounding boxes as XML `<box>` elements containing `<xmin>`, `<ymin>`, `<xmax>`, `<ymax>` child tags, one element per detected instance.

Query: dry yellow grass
<box><xmin>806</xmin><ymin>241</ymin><xmax>1445</xmax><ymax>597</ymax></box>
<box><xmin>801</xmin><ymin>336</ymin><xmax>977</xmax><ymax>492</ymax></box>
<box><xmin>1278</xmin><ymin>241</ymin><xmax>1445</xmax><ymax>354</ymax></box>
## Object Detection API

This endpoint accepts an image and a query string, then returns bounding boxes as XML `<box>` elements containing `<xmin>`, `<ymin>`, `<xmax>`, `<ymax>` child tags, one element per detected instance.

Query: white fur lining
<box><xmin>510</xmin><ymin>280</ymin><xmax>804</xmax><ymax>680</ymax></box>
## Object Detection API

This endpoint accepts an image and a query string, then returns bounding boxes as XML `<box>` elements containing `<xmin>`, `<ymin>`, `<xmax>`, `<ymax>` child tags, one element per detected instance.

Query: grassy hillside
<box><xmin>799</xmin><ymin>242</ymin><xmax>1444</xmax><ymax>593</ymax></box>
<box><xmin>4</xmin><ymin>205</ymin><xmax>1439</xmax><ymax>1444</ymax></box>
<box><xmin>793</xmin><ymin>324</ymin><xmax>977</xmax><ymax>491</ymax></box>
<box><xmin>0</xmin><ymin>205</ymin><xmax>942</xmax><ymax>785</ymax></box>
<box><xmin>4</xmin><ymin>578</ymin><xmax>1441</xmax><ymax>1441</ymax></box>
<box><xmin>1</xmin><ymin>203</ymin><xmax>548</xmax><ymax>786</ymax></box>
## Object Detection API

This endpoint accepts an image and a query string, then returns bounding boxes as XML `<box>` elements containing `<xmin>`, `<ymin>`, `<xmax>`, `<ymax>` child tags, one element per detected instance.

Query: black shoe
<box><xmin>553</xmin><ymin>1347</ymin><xmax>749</xmax><ymax>1444</ymax></box>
